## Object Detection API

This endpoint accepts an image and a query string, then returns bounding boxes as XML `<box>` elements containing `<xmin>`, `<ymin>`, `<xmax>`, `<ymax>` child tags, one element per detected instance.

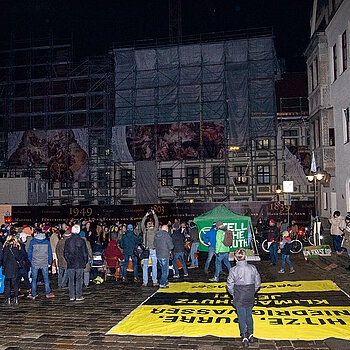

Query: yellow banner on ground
<box><xmin>107</xmin><ymin>280</ymin><xmax>350</xmax><ymax>340</ymax></box>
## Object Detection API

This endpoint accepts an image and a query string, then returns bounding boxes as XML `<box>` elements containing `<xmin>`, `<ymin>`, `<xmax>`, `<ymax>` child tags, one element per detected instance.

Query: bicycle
<box><xmin>261</xmin><ymin>238</ymin><xmax>303</xmax><ymax>254</ymax></box>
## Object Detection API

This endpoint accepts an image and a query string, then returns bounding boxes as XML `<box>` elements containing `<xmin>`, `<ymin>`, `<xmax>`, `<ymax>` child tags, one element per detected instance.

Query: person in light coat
<box><xmin>329</xmin><ymin>211</ymin><xmax>345</xmax><ymax>255</ymax></box>
<box><xmin>226</xmin><ymin>248</ymin><xmax>261</xmax><ymax>348</ymax></box>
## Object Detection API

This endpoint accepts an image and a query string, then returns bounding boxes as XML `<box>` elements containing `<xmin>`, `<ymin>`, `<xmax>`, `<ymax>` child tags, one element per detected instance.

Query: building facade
<box><xmin>305</xmin><ymin>0</ymin><xmax>350</xmax><ymax>218</ymax></box>
<box><xmin>0</xmin><ymin>32</ymin><xmax>312</xmax><ymax>206</ymax></box>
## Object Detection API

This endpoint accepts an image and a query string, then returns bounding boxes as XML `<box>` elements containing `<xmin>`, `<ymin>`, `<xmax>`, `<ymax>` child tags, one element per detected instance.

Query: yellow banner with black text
<box><xmin>107</xmin><ymin>280</ymin><xmax>350</xmax><ymax>340</ymax></box>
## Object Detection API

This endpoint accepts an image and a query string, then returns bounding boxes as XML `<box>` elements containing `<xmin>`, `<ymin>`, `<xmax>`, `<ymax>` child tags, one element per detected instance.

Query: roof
<box><xmin>194</xmin><ymin>204</ymin><xmax>251</xmax><ymax>222</ymax></box>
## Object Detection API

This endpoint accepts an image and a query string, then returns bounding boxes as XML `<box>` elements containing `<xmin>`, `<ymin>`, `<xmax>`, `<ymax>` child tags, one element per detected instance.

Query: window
<box><xmin>40</xmin><ymin>170</ymin><xmax>48</xmax><ymax>180</ymax></box>
<box><xmin>234</xmin><ymin>166</ymin><xmax>248</xmax><ymax>185</ymax></box>
<box><xmin>257</xmin><ymin>165</ymin><xmax>270</xmax><ymax>184</ymax></box>
<box><xmin>310</xmin><ymin>58</ymin><xmax>319</xmax><ymax>90</ymax></box>
<box><xmin>344</xmin><ymin>108</ymin><xmax>350</xmax><ymax>144</ymax></box>
<box><xmin>313</xmin><ymin>121</ymin><xmax>316</xmax><ymax>148</ymax></box>
<box><xmin>309</xmin><ymin>64</ymin><xmax>314</xmax><ymax>90</ymax></box>
<box><xmin>61</xmin><ymin>182</ymin><xmax>71</xmax><ymax>189</ymax></box>
<box><xmin>329</xmin><ymin>128</ymin><xmax>335</xmax><ymax>146</ymax></box>
<box><xmin>98</xmin><ymin>170</ymin><xmax>106</xmax><ymax>181</ymax></box>
<box><xmin>256</xmin><ymin>139</ymin><xmax>270</xmax><ymax>150</ymax></box>
<box><xmin>283</xmin><ymin>130</ymin><xmax>298</xmax><ymax>147</ymax></box>
<box><xmin>333</xmin><ymin>44</ymin><xmax>337</xmax><ymax>81</ymax></box>
<box><xmin>22</xmin><ymin>170</ymin><xmax>34</xmax><ymax>178</ymax></box>
<box><xmin>212</xmin><ymin>166</ymin><xmax>226</xmax><ymax>185</ymax></box>
<box><xmin>98</xmin><ymin>147</ymin><xmax>105</xmax><ymax>157</ymax></box>
<box><xmin>121</xmin><ymin>169</ymin><xmax>133</xmax><ymax>188</ymax></box>
<box><xmin>314</xmin><ymin>58</ymin><xmax>319</xmax><ymax>86</ymax></box>
<box><xmin>98</xmin><ymin>170</ymin><xmax>107</xmax><ymax>188</ymax></box>
<box><xmin>79</xmin><ymin>182</ymin><xmax>88</xmax><ymax>189</ymax></box>
<box><xmin>306</xmin><ymin>129</ymin><xmax>310</xmax><ymax>146</ymax></box>
<box><xmin>186</xmin><ymin>167</ymin><xmax>199</xmax><ymax>186</ymax></box>
<box><xmin>161</xmin><ymin>168</ymin><xmax>173</xmax><ymax>186</ymax></box>
<box><xmin>317</xmin><ymin>119</ymin><xmax>321</xmax><ymax>147</ymax></box>
<box><xmin>342</xmin><ymin>31</ymin><xmax>347</xmax><ymax>72</ymax></box>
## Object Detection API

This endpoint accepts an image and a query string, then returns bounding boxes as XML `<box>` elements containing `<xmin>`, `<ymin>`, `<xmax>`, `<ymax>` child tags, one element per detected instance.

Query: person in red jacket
<box><xmin>105</xmin><ymin>240</ymin><xmax>124</xmax><ymax>279</ymax></box>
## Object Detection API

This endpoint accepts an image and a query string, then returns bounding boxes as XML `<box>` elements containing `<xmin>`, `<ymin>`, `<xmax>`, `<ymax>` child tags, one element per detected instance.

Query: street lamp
<box><xmin>275</xmin><ymin>185</ymin><xmax>282</xmax><ymax>194</ymax></box>
<box><xmin>306</xmin><ymin>169</ymin><xmax>324</xmax><ymax>245</ymax></box>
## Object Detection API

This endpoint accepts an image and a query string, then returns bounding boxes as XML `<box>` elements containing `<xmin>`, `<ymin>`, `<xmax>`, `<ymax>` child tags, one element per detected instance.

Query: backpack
<box><xmin>222</xmin><ymin>229</ymin><xmax>233</xmax><ymax>247</ymax></box>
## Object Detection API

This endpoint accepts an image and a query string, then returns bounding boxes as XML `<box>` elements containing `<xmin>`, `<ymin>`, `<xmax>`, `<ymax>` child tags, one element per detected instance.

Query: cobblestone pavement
<box><xmin>0</xmin><ymin>250</ymin><xmax>349</xmax><ymax>350</ymax></box>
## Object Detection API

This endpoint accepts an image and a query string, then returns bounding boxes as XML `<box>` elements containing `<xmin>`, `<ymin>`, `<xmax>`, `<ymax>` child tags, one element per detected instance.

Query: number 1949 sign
<box><xmin>303</xmin><ymin>245</ymin><xmax>332</xmax><ymax>260</ymax></box>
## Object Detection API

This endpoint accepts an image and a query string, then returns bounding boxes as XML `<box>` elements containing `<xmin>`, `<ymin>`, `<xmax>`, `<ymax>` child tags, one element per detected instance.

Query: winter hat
<box><xmin>216</xmin><ymin>221</ymin><xmax>224</xmax><ymax>228</ymax></box>
<box><xmin>71</xmin><ymin>224</ymin><xmax>81</xmax><ymax>234</ymax></box>
<box><xmin>234</xmin><ymin>248</ymin><xmax>247</xmax><ymax>261</ymax></box>
<box><xmin>80</xmin><ymin>231</ymin><xmax>86</xmax><ymax>238</ymax></box>
<box><xmin>282</xmin><ymin>231</ymin><xmax>289</xmax><ymax>237</ymax></box>
<box><xmin>127</xmin><ymin>224</ymin><xmax>133</xmax><ymax>230</ymax></box>
<box><xmin>211</xmin><ymin>222</ymin><xmax>216</xmax><ymax>228</ymax></box>
<box><xmin>269</xmin><ymin>219</ymin><xmax>275</xmax><ymax>225</ymax></box>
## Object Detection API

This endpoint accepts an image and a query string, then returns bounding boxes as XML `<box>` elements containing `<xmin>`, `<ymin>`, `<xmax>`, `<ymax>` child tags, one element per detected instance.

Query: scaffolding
<box><xmin>112</xmin><ymin>28</ymin><xmax>278</xmax><ymax>204</ymax></box>
<box><xmin>0</xmin><ymin>35</ymin><xmax>114</xmax><ymax>205</ymax></box>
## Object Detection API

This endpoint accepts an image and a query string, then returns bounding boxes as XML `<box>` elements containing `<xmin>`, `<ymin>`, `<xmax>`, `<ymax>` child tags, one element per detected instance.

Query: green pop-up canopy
<box><xmin>194</xmin><ymin>204</ymin><xmax>253</xmax><ymax>252</ymax></box>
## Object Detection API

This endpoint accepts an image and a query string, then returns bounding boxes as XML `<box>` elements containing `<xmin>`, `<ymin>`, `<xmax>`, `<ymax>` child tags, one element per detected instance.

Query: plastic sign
<box><xmin>283</xmin><ymin>180</ymin><xmax>294</xmax><ymax>193</ymax></box>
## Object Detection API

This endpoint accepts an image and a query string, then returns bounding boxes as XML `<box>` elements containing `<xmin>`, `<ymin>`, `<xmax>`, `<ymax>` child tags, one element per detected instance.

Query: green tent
<box><xmin>194</xmin><ymin>204</ymin><xmax>253</xmax><ymax>252</ymax></box>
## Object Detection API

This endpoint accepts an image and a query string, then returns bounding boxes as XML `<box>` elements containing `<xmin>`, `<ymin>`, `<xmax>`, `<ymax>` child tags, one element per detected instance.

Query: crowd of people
<box><xmin>1</xmin><ymin>210</ymin><xmax>350</xmax><ymax>347</ymax></box>
<box><xmin>0</xmin><ymin>209</ymin><xmax>203</xmax><ymax>305</ymax></box>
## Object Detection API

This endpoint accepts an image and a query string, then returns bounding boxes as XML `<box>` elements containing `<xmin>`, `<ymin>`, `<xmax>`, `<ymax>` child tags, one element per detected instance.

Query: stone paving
<box><xmin>0</xmin><ymin>250</ymin><xmax>350</xmax><ymax>350</ymax></box>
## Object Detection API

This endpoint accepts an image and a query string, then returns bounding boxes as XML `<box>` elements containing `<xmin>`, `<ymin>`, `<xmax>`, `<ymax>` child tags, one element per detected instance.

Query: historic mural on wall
<box><xmin>8</xmin><ymin>129</ymin><xmax>89</xmax><ymax>182</ymax></box>
<box><xmin>121</xmin><ymin>121</ymin><xmax>225</xmax><ymax>161</ymax></box>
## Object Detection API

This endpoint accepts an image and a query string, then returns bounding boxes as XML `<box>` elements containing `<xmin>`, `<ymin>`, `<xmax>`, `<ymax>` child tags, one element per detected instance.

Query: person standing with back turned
<box><xmin>64</xmin><ymin>224</ymin><xmax>88</xmax><ymax>301</ymax></box>
<box><xmin>141</xmin><ymin>209</ymin><xmax>159</xmax><ymax>286</ymax></box>
<box><xmin>227</xmin><ymin>248</ymin><xmax>261</xmax><ymax>348</ymax></box>
<box><xmin>154</xmin><ymin>225</ymin><xmax>174</xmax><ymax>289</ymax></box>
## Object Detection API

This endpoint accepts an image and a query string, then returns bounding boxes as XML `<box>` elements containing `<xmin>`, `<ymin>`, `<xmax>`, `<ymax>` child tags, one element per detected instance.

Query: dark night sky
<box><xmin>0</xmin><ymin>0</ymin><xmax>313</xmax><ymax>71</ymax></box>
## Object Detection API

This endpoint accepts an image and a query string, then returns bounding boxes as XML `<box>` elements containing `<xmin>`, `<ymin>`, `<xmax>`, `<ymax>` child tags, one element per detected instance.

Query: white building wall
<box><xmin>0</xmin><ymin>178</ymin><xmax>29</xmax><ymax>205</ymax></box>
<box><xmin>326</xmin><ymin>0</ymin><xmax>350</xmax><ymax>214</ymax></box>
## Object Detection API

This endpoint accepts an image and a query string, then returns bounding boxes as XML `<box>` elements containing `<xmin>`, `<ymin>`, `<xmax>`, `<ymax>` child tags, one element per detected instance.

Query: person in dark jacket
<box><xmin>278</xmin><ymin>231</ymin><xmax>295</xmax><ymax>274</ymax></box>
<box><xmin>188</xmin><ymin>222</ymin><xmax>199</xmax><ymax>269</ymax></box>
<box><xmin>227</xmin><ymin>248</ymin><xmax>261</xmax><ymax>348</ymax></box>
<box><xmin>255</xmin><ymin>217</ymin><xmax>265</xmax><ymax>244</ymax></box>
<box><xmin>171</xmin><ymin>227</ymin><xmax>188</xmax><ymax>278</ymax></box>
<box><xmin>64</xmin><ymin>224</ymin><xmax>88</xmax><ymax>301</ymax></box>
<box><xmin>27</xmin><ymin>231</ymin><xmax>55</xmax><ymax>299</ymax></box>
<box><xmin>0</xmin><ymin>241</ymin><xmax>3</xmax><ymax>266</ymax></box>
<box><xmin>56</xmin><ymin>229</ymin><xmax>71</xmax><ymax>288</ymax></box>
<box><xmin>266</xmin><ymin>219</ymin><xmax>280</xmax><ymax>266</ymax></box>
<box><xmin>18</xmin><ymin>232</ymin><xmax>31</xmax><ymax>293</ymax></box>
<box><xmin>119</xmin><ymin>224</ymin><xmax>140</xmax><ymax>282</ymax></box>
<box><xmin>2</xmin><ymin>235</ymin><xmax>22</xmax><ymax>306</ymax></box>
<box><xmin>202</xmin><ymin>222</ymin><xmax>217</xmax><ymax>274</ymax></box>
<box><xmin>154</xmin><ymin>225</ymin><xmax>174</xmax><ymax>288</ymax></box>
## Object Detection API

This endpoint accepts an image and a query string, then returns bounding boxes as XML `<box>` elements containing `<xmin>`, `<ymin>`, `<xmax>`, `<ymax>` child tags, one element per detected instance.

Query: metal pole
<box><xmin>314</xmin><ymin>177</ymin><xmax>317</xmax><ymax>218</ymax></box>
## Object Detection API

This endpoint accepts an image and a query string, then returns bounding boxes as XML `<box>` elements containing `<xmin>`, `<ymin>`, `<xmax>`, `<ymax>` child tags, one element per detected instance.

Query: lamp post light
<box><xmin>306</xmin><ymin>169</ymin><xmax>324</xmax><ymax>245</ymax></box>
<box><xmin>275</xmin><ymin>185</ymin><xmax>282</xmax><ymax>203</ymax></box>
